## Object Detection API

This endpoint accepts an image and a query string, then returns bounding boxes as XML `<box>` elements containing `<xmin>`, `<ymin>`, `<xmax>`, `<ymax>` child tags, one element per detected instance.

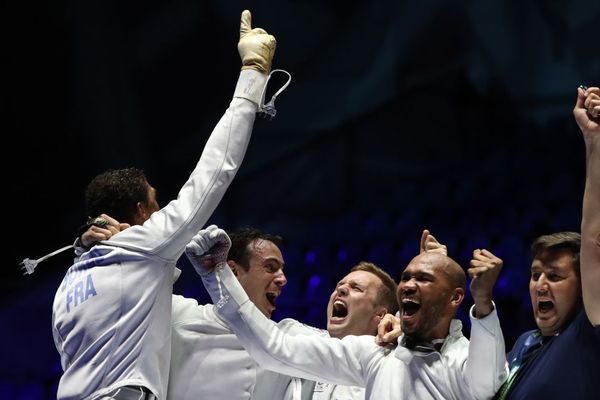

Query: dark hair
<box><xmin>227</xmin><ymin>227</ymin><xmax>283</xmax><ymax>272</ymax></box>
<box><xmin>85</xmin><ymin>168</ymin><xmax>149</xmax><ymax>224</ymax></box>
<box><xmin>531</xmin><ymin>232</ymin><xmax>581</xmax><ymax>279</ymax></box>
<box><xmin>351</xmin><ymin>261</ymin><xmax>399</xmax><ymax>315</ymax></box>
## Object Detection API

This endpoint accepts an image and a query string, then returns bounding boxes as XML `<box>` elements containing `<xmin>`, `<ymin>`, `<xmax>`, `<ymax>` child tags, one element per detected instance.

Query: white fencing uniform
<box><xmin>51</xmin><ymin>70</ymin><xmax>266</xmax><ymax>400</ymax></box>
<box><xmin>169</xmin><ymin>296</ymin><xmax>320</xmax><ymax>400</ymax></box>
<box><xmin>311</xmin><ymin>381</ymin><xmax>365</xmax><ymax>400</ymax></box>
<box><xmin>267</xmin><ymin>322</ymin><xmax>365</xmax><ymax>400</ymax></box>
<box><xmin>201</xmin><ymin>264</ymin><xmax>508</xmax><ymax>400</ymax></box>
<box><xmin>169</xmin><ymin>296</ymin><xmax>363</xmax><ymax>400</ymax></box>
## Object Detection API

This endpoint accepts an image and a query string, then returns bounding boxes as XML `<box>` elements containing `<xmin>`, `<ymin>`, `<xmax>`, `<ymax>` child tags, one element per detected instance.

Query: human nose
<box><xmin>401</xmin><ymin>279</ymin><xmax>417</xmax><ymax>294</ymax></box>
<box><xmin>535</xmin><ymin>274</ymin><xmax>549</xmax><ymax>292</ymax></box>
<box><xmin>274</xmin><ymin>270</ymin><xmax>287</xmax><ymax>287</ymax></box>
<box><xmin>336</xmin><ymin>283</ymin><xmax>349</xmax><ymax>296</ymax></box>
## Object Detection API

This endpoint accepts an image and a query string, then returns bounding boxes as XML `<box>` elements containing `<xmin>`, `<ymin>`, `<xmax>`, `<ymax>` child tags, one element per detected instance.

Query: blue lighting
<box><xmin>305</xmin><ymin>250</ymin><xmax>317</xmax><ymax>264</ymax></box>
<box><xmin>309</xmin><ymin>275</ymin><xmax>321</xmax><ymax>287</ymax></box>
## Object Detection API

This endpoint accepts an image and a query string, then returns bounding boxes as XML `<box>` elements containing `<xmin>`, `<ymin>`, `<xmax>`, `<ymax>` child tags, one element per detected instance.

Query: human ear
<box><xmin>451</xmin><ymin>288</ymin><xmax>465</xmax><ymax>306</ymax></box>
<box><xmin>134</xmin><ymin>202</ymin><xmax>149</xmax><ymax>223</ymax></box>
<box><xmin>228</xmin><ymin>260</ymin><xmax>238</xmax><ymax>276</ymax></box>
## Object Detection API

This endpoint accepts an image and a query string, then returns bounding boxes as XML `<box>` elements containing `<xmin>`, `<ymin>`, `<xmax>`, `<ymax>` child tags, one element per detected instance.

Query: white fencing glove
<box><xmin>238</xmin><ymin>10</ymin><xmax>276</xmax><ymax>74</ymax></box>
<box><xmin>185</xmin><ymin>225</ymin><xmax>231</xmax><ymax>276</ymax></box>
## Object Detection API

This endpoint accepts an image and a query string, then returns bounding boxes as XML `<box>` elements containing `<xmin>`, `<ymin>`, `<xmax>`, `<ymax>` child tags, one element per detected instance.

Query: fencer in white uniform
<box><xmin>75</xmin><ymin>228</ymin><xmax>317</xmax><ymax>400</ymax></box>
<box><xmin>186</xmin><ymin>226</ymin><xmax>508</xmax><ymax>400</ymax></box>
<box><xmin>74</xmin><ymin>225</ymin><xmax>391</xmax><ymax>400</ymax></box>
<box><xmin>169</xmin><ymin>294</ymin><xmax>322</xmax><ymax>400</ymax></box>
<box><xmin>167</xmin><ymin>227</ymin><xmax>315</xmax><ymax>400</ymax></box>
<box><xmin>169</xmin><ymin>256</ymin><xmax>398</xmax><ymax>400</ymax></box>
<box><xmin>51</xmin><ymin>10</ymin><xmax>277</xmax><ymax>400</ymax></box>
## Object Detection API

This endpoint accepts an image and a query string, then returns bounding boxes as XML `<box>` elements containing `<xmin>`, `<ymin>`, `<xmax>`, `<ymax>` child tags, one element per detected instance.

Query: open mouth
<box><xmin>266</xmin><ymin>292</ymin><xmax>278</xmax><ymax>308</ymax></box>
<box><xmin>331</xmin><ymin>300</ymin><xmax>348</xmax><ymax>319</ymax></box>
<box><xmin>401</xmin><ymin>299</ymin><xmax>421</xmax><ymax>316</ymax></box>
<box><xmin>538</xmin><ymin>300</ymin><xmax>554</xmax><ymax>313</ymax></box>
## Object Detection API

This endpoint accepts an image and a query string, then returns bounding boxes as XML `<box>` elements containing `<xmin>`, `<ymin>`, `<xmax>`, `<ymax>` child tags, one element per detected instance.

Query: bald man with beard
<box><xmin>187</xmin><ymin>228</ymin><xmax>508</xmax><ymax>400</ymax></box>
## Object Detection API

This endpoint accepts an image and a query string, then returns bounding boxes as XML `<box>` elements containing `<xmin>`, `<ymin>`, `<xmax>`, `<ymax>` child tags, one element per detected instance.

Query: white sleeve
<box><xmin>277</xmin><ymin>318</ymin><xmax>329</xmax><ymax>337</ymax></box>
<box><xmin>105</xmin><ymin>70</ymin><xmax>267</xmax><ymax>261</ymax></box>
<box><xmin>201</xmin><ymin>265</ymin><xmax>373</xmax><ymax>387</ymax></box>
<box><xmin>464</xmin><ymin>304</ymin><xmax>508</xmax><ymax>399</ymax></box>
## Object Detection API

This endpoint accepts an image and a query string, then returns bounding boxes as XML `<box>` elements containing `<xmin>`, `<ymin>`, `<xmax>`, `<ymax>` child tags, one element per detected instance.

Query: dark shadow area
<box><xmin>5</xmin><ymin>0</ymin><xmax>600</xmax><ymax>397</ymax></box>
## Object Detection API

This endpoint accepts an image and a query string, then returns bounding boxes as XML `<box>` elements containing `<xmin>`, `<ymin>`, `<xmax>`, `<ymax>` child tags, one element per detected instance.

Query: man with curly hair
<box><xmin>51</xmin><ymin>10</ymin><xmax>279</xmax><ymax>400</ymax></box>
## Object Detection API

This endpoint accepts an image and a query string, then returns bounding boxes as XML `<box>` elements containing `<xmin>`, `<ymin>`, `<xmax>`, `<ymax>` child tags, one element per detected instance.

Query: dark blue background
<box><xmin>5</xmin><ymin>0</ymin><xmax>600</xmax><ymax>397</ymax></box>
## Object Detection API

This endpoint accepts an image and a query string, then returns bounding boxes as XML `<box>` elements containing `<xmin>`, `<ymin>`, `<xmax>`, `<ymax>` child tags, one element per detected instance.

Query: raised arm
<box><xmin>102</xmin><ymin>11</ymin><xmax>277</xmax><ymax>261</ymax></box>
<box><xmin>185</xmin><ymin>226</ymin><xmax>375</xmax><ymax>387</ymax></box>
<box><xmin>574</xmin><ymin>85</ymin><xmax>600</xmax><ymax>325</ymax></box>
<box><xmin>466</xmin><ymin>249</ymin><xmax>507</xmax><ymax>397</ymax></box>
<box><xmin>469</xmin><ymin>249</ymin><xmax>503</xmax><ymax>318</ymax></box>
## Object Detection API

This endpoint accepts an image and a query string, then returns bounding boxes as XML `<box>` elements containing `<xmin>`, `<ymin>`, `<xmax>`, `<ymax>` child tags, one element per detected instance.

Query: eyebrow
<box><xmin>530</xmin><ymin>265</ymin><xmax>561</xmax><ymax>272</ymax></box>
<box><xmin>337</xmin><ymin>279</ymin><xmax>364</xmax><ymax>288</ymax></box>
<box><xmin>336</xmin><ymin>279</ymin><xmax>346</xmax><ymax>287</ymax></box>
<box><xmin>402</xmin><ymin>270</ymin><xmax>434</xmax><ymax>278</ymax></box>
<box><xmin>264</xmin><ymin>257</ymin><xmax>285</xmax><ymax>269</ymax></box>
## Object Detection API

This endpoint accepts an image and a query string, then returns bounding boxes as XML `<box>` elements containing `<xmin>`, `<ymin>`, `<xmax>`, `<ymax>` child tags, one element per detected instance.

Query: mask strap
<box><xmin>258</xmin><ymin>69</ymin><xmax>292</xmax><ymax>119</ymax></box>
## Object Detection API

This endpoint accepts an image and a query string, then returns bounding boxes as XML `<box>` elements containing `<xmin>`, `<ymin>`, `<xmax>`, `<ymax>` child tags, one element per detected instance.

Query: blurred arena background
<box><xmin>5</xmin><ymin>0</ymin><xmax>600</xmax><ymax>397</ymax></box>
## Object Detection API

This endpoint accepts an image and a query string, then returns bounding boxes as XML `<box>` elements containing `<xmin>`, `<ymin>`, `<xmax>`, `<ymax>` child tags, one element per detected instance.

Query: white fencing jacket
<box><xmin>51</xmin><ymin>70</ymin><xmax>265</xmax><ymax>400</ymax></box>
<box><xmin>169</xmin><ymin>295</ymin><xmax>364</xmax><ymax>400</ymax></box>
<box><xmin>169</xmin><ymin>295</ymin><xmax>320</xmax><ymax>400</ymax></box>
<box><xmin>201</xmin><ymin>264</ymin><xmax>508</xmax><ymax>400</ymax></box>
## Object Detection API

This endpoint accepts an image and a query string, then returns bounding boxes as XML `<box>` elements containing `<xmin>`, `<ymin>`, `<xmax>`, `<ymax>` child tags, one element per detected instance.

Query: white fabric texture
<box><xmin>51</xmin><ymin>69</ymin><xmax>265</xmax><ymax>400</ymax></box>
<box><xmin>202</xmin><ymin>264</ymin><xmax>507</xmax><ymax>400</ymax></box>
<box><xmin>169</xmin><ymin>297</ymin><xmax>322</xmax><ymax>400</ymax></box>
